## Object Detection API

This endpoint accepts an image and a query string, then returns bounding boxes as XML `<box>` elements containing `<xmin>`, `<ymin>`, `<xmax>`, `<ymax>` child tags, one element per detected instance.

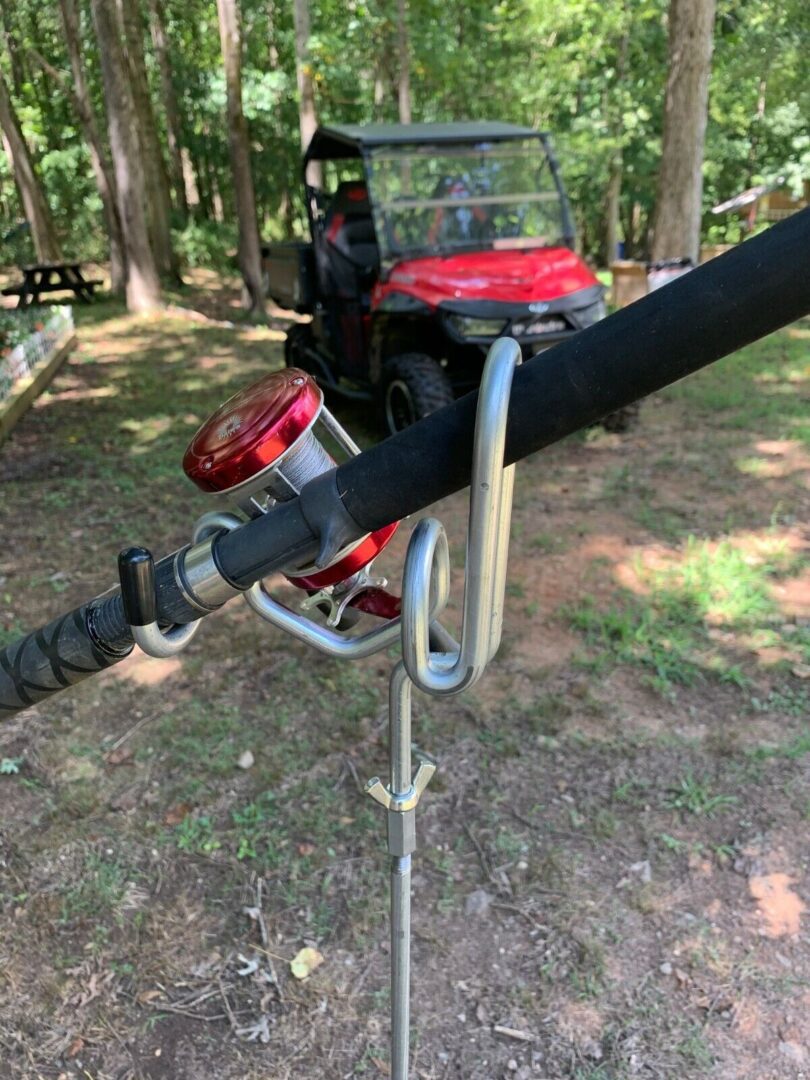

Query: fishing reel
<box><xmin>119</xmin><ymin>369</ymin><xmax>401</xmax><ymax>658</ymax></box>
<box><xmin>183</xmin><ymin>368</ymin><xmax>399</xmax><ymax>625</ymax></box>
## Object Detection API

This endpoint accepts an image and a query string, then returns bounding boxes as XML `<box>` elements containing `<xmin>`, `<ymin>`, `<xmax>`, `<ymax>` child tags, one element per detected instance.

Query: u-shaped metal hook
<box><xmin>401</xmin><ymin>336</ymin><xmax>520</xmax><ymax>696</ymax></box>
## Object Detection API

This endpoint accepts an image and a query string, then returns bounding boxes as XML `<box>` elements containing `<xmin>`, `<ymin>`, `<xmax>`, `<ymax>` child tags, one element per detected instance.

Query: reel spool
<box><xmin>183</xmin><ymin>369</ymin><xmax>399</xmax><ymax>621</ymax></box>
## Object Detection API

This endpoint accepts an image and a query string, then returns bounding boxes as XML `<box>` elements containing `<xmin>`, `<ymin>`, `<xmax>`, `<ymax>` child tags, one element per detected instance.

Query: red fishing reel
<box><xmin>183</xmin><ymin>369</ymin><xmax>400</xmax><ymax>622</ymax></box>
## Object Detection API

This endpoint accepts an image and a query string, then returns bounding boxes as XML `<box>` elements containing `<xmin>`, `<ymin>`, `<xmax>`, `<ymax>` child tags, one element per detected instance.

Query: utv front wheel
<box><xmin>380</xmin><ymin>354</ymin><xmax>454</xmax><ymax>435</ymax></box>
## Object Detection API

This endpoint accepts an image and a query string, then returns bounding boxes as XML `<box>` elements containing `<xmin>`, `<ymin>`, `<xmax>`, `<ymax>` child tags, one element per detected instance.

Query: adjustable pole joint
<box><xmin>365</xmin><ymin>759</ymin><xmax>436</xmax><ymax>858</ymax></box>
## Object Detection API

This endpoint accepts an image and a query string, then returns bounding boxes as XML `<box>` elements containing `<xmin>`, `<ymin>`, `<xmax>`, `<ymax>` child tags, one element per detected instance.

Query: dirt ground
<box><xmin>1</xmin><ymin>277</ymin><xmax>809</xmax><ymax>1080</ymax></box>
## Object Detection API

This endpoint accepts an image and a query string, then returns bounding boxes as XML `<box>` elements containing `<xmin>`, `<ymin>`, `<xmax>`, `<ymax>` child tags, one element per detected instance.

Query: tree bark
<box><xmin>1</xmin><ymin>7</ymin><xmax>25</xmax><ymax>96</ymax></box>
<box><xmin>292</xmin><ymin>0</ymin><xmax>320</xmax><ymax>185</ymax></box>
<box><xmin>651</xmin><ymin>0</ymin><xmax>716</xmax><ymax>262</ymax></box>
<box><xmin>605</xmin><ymin>24</ymin><xmax>629</xmax><ymax>264</ymax></box>
<box><xmin>605</xmin><ymin>151</ymin><xmax>623</xmax><ymax>264</ymax></box>
<box><xmin>396</xmin><ymin>0</ymin><xmax>412</xmax><ymax>124</ymax></box>
<box><xmin>117</xmin><ymin>0</ymin><xmax>178</xmax><ymax>279</ymax></box>
<box><xmin>146</xmin><ymin>0</ymin><xmax>189</xmax><ymax>218</ymax></box>
<box><xmin>90</xmin><ymin>0</ymin><xmax>162</xmax><ymax>312</ymax></box>
<box><xmin>216</xmin><ymin>0</ymin><xmax>265</xmax><ymax>315</ymax></box>
<box><xmin>0</xmin><ymin>71</ymin><xmax>62</xmax><ymax>264</ymax></box>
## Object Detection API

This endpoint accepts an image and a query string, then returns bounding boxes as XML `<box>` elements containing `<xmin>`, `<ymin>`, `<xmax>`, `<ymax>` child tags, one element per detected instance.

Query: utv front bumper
<box><xmin>440</xmin><ymin>283</ymin><xmax>606</xmax><ymax>349</ymax></box>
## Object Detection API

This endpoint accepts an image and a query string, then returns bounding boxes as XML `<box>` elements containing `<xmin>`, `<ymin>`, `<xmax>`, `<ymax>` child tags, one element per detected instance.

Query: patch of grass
<box><xmin>590</xmin><ymin>807</ymin><xmax>619</xmax><ymax>839</ymax></box>
<box><xmin>612</xmin><ymin>775</ymin><xmax>650</xmax><ymax>805</ymax></box>
<box><xmin>521</xmin><ymin>692</ymin><xmax>572</xmax><ymax>736</ymax></box>
<box><xmin>230</xmin><ymin>792</ymin><xmax>279</xmax><ymax>862</ymax></box>
<box><xmin>748</xmin><ymin>729</ymin><xmax>810</xmax><ymax>761</ymax></box>
<box><xmin>59</xmin><ymin>851</ymin><xmax>129</xmax><ymax>924</ymax></box>
<box><xmin>564</xmin><ymin>532</ymin><xmax>808</xmax><ymax>694</ymax></box>
<box><xmin>174</xmin><ymin>814</ymin><xmax>222</xmax><ymax>855</ymax></box>
<box><xmin>530</xmin><ymin>530</ymin><xmax>562</xmax><ymax>553</ymax></box>
<box><xmin>156</xmin><ymin>700</ymin><xmax>254</xmax><ymax>778</ymax></box>
<box><xmin>663</xmin><ymin>331</ymin><xmax>810</xmax><ymax>448</ymax></box>
<box><xmin>749</xmin><ymin>685</ymin><xmax>810</xmax><ymax>718</ymax></box>
<box><xmin>677</xmin><ymin>1025</ymin><xmax>714</xmax><ymax>1069</ymax></box>
<box><xmin>664</xmin><ymin>773</ymin><xmax>736</xmax><ymax>817</ymax></box>
<box><xmin>634</xmin><ymin>502</ymin><xmax>692</xmax><ymax>543</ymax></box>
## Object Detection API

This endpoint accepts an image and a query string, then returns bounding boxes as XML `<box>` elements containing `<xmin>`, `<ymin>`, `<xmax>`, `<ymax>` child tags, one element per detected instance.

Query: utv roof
<box><xmin>305</xmin><ymin>122</ymin><xmax>541</xmax><ymax>162</ymax></box>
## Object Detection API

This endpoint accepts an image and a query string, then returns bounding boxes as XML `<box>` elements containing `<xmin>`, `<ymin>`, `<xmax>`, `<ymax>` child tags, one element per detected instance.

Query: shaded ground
<box><xmin>0</xmin><ymin>282</ymin><xmax>809</xmax><ymax>1080</ymax></box>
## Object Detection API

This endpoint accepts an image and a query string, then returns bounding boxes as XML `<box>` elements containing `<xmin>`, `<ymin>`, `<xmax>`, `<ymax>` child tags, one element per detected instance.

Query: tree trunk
<box><xmin>605</xmin><ymin>24</ymin><xmax>629</xmax><ymax>265</ymax></box>
<box><xmin>216</xmin><ymin>0</ymin><xmax>265</xmax><ymax>315</ymax></box>
<box><xmin>181</xmin><ymin>147</ymin><xmax>200</xmax><ymax>212</ymax></box>
<box><xmin>651</xmin><ymin>0</ymin><xmax>716</xmax><ymax>263</ymax></box>
<box><xmin>0</xmin><ymin>71</ymin><xmax>62</xmax><ymax>264</ymax></box>
<box><xmin>396</xmin><ymin>0</ymin><xmax>412</xmax><ymax>124</ymax></box>
<box><xmin>292</xmin><ymin>0</ymin><xmax>320</xmax><ymax>185</ymax></box>
<box><xmin>1</xmin><ymin>7</ymin><xmax>25</xmax><ymax>96</ymax></box>
<box><xmin>146</xmin><ymin>0</ymin><xmax>189</xmax><ymax>219</ymax></box>
<box><xmin>90</xmin><ymin>0</ymin><xmax>162</xmax><ymax>312</ymax></box>
<box><xmin>605</xmin><ymin>150</ymin><xmax>623</xmax><ymax>264</ymax></box>
<box><xmin>266</xmin><ymin>0</ymin><xmax>279</xmax><ymax>67</ymax></box>
<box><xmin>33</xmin><ymin>0</ymin><xmax>127</xmax><ymax>293</ymax></box>
<box><xmin>117</xmin><ymin>0</ymin><xmax>178</xmax><ymax>279</ymax></box>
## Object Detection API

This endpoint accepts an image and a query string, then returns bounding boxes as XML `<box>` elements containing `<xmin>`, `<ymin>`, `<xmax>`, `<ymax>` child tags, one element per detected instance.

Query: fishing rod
<box><xmin>2</xmin><ymin>205</ymin><xmax>810</xmax><ymax>720</ymax></box>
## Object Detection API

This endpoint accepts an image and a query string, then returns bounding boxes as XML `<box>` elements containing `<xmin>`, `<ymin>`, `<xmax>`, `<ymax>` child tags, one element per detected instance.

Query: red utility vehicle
<box><xmin>264</xmin><ymin>122</ymin><xmax>627</xmax><ymax>434</ymax></box>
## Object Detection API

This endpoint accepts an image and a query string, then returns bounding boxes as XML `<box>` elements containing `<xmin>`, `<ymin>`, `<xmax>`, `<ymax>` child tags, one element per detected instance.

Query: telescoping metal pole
<box><xmin>2</xmin><ymin>207</ymin><xmax>810</xmax><ymax>719</ymax></box>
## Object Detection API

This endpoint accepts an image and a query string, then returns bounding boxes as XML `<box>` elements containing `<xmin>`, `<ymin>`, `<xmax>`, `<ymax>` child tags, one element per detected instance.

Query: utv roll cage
<box><xmin>302</xmin><ymin>122</ymin><xmax>577</xmax><ymax>276</ymax></box>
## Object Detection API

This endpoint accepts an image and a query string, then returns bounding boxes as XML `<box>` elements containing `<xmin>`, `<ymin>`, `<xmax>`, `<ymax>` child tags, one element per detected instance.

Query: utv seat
<box><xmin>323</xmin><ymin>182</ymin><xmax>380</xmax><ymax>300</ymax></box>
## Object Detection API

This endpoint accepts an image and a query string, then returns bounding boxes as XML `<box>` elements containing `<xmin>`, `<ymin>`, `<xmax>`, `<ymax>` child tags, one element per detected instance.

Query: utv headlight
<box><xmin>574</xmin><ymin>297</ymin><xmax>607</xmax><ymax>328</ymax></box>
<box><xmin>447</xmin><ymin>315</ymin><xmax>508</xmax><ymax>338</ymax></box>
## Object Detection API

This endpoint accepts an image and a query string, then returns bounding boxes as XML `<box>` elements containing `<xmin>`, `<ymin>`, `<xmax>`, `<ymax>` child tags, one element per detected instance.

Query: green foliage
<box><xmin>174</xmin><ymin>814</ymin><xmax>222</xmax><ymax>855</ymax></box>
<box><xmin>172</xmin><ymin>220</ymin><xmax>237</xmax><ymax>270</ymax></box>
<box><xmin>231</xmin><ymin>792</ymin><xmax>278</xmax><ymax>862</ymax></box>
<box><xmin>0</xmin><ymin>307</ymin><xmax>62</xmax><ymax>350</ymax></box>
<box><xmin>0</xmin><ymin>0</ymin><xmax>807</xmax><ymax>265</ymax></box>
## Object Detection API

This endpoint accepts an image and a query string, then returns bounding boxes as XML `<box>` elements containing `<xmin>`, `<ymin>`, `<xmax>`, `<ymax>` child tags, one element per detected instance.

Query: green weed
<box><xmin>175</xmin><ymin>815</ymin><xmax>222</xmax><ymax>855</ymax></box>
<box><xmin>664</xmin><ymin>774</ymin><xmax>736</xmax><ymax>817</ymax></box>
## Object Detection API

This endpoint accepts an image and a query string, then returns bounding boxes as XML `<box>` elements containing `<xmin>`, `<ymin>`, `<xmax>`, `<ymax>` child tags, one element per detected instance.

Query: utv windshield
<box><xmin>365</xmin><ymin>139</ymin><xmax>570</xmax><ymax>263</ymax></box>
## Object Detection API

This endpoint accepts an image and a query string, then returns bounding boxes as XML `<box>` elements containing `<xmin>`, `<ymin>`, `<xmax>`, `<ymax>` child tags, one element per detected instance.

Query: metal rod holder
<box><xmin>204</xmin><ymin>338</ymin><xmax>521</xmax><ymax>1078</ymax></box>
<box><xmin>364</xmin><ymin>337</ymin><xmax>521</xmax><ymax>1079</ymax></box>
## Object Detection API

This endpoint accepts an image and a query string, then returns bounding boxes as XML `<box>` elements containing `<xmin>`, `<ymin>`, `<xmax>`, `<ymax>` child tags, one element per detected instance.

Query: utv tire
<box><xmin>380</xmin><ymin>353</ymin><xmax>454</xmax><ymax>435</ymax></box>
<box><xmin>601</xmin><ymin>402</ymin><xmax>641</xmax><ymax>433</ymax></box>
<box><xmin>284</xmin><ymin>321</ymin><xmax>314</xmax><ymax>369</ymax></box>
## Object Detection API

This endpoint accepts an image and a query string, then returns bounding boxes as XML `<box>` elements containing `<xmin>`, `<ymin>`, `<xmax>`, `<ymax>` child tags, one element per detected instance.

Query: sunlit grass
<box><xmin>566</xmin><ymin>532</ymin><xmax>809</xmax><ymax>694</ymax></box>
<box><xmin>663</xmin><ymin>332</ymin><xmax>810</xmax><ymax>447</ymax></box>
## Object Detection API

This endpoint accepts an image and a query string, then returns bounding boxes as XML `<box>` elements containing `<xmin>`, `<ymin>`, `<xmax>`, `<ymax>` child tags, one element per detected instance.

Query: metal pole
<box><xmin>366</xmin><ymin>339</ymin><xmax>521</xmax><ymax>1077</ymax></box>
<box><xmin>389</xmin><ymin>663</ymin><xmax>413</xmax><ymax>1080</ymax></box>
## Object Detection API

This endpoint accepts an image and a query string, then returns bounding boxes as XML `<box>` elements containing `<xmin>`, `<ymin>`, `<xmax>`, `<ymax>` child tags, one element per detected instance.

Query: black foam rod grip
<box><xmin>118</xmin><ymin>547</ymin><xmax>157</xmax><ymax>627</ymax></box>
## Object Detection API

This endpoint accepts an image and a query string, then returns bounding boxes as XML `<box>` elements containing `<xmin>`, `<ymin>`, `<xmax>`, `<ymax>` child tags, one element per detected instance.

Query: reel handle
<box><xmin>118</xmin><ymin>546</ymin><xmax>200</xmax><ymax>659</ymax></box>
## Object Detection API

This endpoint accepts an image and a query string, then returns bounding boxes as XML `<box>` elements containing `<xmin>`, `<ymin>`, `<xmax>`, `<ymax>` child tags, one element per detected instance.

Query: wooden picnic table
<box><xmin>1</xmin><ymin>262</ymin><xmax>102</xmax><ymax>307</ymax></box>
